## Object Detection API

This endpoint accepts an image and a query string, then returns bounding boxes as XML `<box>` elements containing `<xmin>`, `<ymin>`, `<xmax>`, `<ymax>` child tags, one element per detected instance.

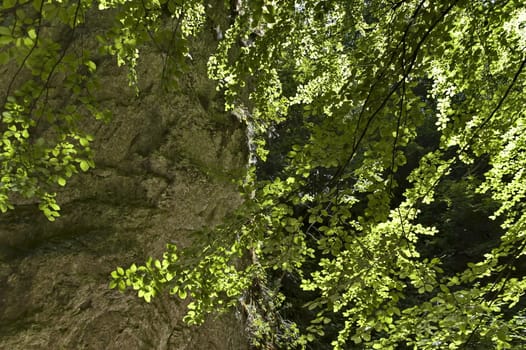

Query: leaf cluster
<box><xmin>4</xmin><ymin>0</ymin><xmax>526</xmax><ymax>349</ymax></box>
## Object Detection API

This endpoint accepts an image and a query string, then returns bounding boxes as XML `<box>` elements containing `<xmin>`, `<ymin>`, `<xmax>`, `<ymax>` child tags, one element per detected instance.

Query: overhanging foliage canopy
<box><xmin>2</xmin><ymin>0</ymin><xmax>526</xmax><ymax>348</ymax></box>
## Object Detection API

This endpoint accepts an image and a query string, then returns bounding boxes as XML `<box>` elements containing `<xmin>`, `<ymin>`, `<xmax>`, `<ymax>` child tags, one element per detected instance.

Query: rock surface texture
<box><xmin>0</xmin><ymin>8</ymin><xmax>249</xmax><ymax>350</ymax></box>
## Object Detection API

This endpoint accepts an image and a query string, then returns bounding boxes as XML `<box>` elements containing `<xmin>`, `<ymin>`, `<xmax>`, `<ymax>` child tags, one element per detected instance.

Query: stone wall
<box><xmin>0</xmin><ymin>6</ymin><xmax>249</xmax><ymax>350</ymax></box>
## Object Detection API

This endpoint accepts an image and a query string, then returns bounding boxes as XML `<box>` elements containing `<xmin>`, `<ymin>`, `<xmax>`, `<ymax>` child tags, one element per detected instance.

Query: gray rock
<box><xmin>0</xmin><ymin>3</ymin><xmax>249</xmax><ymax>349</ymax></box>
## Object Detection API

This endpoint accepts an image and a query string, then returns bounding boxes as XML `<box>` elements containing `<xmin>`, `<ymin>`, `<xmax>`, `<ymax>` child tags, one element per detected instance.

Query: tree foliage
<box><xmin>3</xmin><ymin>0</ymin><xmax>526</xmax><ymax>348</ymax></box>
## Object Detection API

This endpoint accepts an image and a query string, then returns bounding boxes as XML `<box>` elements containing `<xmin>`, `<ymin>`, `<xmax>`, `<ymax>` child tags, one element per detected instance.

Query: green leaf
<box><xmin>0</xmin><ymin>51</ymin><xmax>10</xmax><ymax>64</ymax></box>
<box><xmin>86</xmin><ymin>60</ymin><xmax>96</xmax><ymax>72</ymax></box>
<box><xmin>27</xmin><ymin>28</ymin><xmax>36</xmax><ymax>40</ymax></box>
<box><xmin>79</xmin><ymin>138</ymin><xmax>89</xmax><ymax>147</ymax></box>
<box><xmin>130</xmin><ymin>263</ymin><xmax>137</xmax><ymax>273</ymax></box>
<box><xmin>178</xmin><ymin>289</ymin><xmax>187</xmax><ymax>299</ymax></box>
<box><xmin>2</xmin><ymin>0</ymin><xmax>17</xmax><ymax>9</ymax></box>
<box><xmin>0</xmin><ymin>35</ymin><xmax>13</xmax><ymax>46</ymax></box>
<box><xmin>351</xmin><ymin>335</ymin><xmax>362</xmax><ymax>344</ymax></box>
<box><xmin>79</xmin><ymin>160</ymin><xmax>90</xmax><ymax>172</ymax></box>
<box><xmin>144</xmin><ymin>293</ymin><xmax>151</xmax><ymax>303</ymax></box>
<box><xmin>0</xmin><ymin>27</ymin><xmax>12</xmax><ymax>36</ymax></box>
<box><xmin>49</xmin><ymin>202</ymin><xmax>60</xmax><ymax>211</ymax></box>
<box><xmin>32</xmin><ymin>0</ymin><xmax>43</xmax><ymax>11</ymax></box>
<box><xmin>154</xmin><ymin>259</ymin><xmax>162</xmax><ymax>269</ymax></box>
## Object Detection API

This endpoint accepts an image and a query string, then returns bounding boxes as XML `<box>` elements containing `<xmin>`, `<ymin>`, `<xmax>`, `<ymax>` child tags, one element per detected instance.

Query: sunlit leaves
<box><xmin>97</xmin><ymin>0</ymin><xmax>205</xmax><ymax>90</ymax></box>
<box><xmin>0</xmin><ymin>0</ymin><xmax>106</xmax><ymax>219</ymax></box>
<box><xmin>4</xmin><ymin>0</ymin><xmax>526</xmax><ymax>348</ymax></box>
<box><xmin>201</xmin><ymin>0</ymin><xmax>526</xmax><ymax>348</ymax></box>
<box><xmin>107</xmin><ymin>0</ymin><xmax>526</xmax><ymax>347</ymax></box>
<box><xmin>1</xmin><ymin>0</ymin><xmax>205</xmax><ymax>219</ymax></box>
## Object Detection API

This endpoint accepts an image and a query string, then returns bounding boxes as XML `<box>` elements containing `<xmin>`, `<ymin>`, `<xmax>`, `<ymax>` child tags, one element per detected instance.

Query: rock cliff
<box><xmin>0</xmin><ymin>6</ymin><xmax>249</xmax><ymax>350</ymax></box>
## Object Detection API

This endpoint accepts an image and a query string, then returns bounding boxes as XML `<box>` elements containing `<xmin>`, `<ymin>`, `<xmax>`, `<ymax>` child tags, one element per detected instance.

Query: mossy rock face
<box><xmin>0</xmin><ymin>5</ymin><xmax>249</xmax><ymax>350</ymax></box>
